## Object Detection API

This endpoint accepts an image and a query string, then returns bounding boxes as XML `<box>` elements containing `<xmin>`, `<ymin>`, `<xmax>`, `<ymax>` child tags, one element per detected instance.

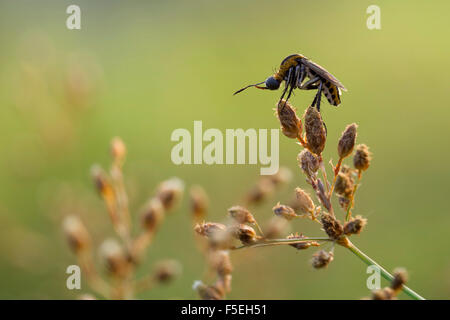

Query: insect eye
<box><xmin>265</xmin><ymin>77</ymin><xmax>280</xmax><ymax>90</ymax></box>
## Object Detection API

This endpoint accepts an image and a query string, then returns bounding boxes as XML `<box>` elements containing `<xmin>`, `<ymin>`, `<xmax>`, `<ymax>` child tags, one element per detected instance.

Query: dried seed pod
<box><xmin>99</xmin><ymin>238</ymin><xmax>129</xmax><ymax>277</ymax></box>
<box><xmin>391</xmin><ymin>268</ymin><xmax>408</xmax><ymax>292</ymax></box>
<box><xmin>321</xmin><ymin>213</ymin><xmax>344</xmax><ymax>240</ymax></box>
<box><xmin>353</xmin><ymin>144</ymin><xmax>372</xmax><ymax>171</ymax></box>
<box><xmin>372</xmin><ymin>287</ymin><xmax>395</xmax><ymax>300</ymax></box>
<box><xmin>262</xmin><ymin>216</ymin><xmax>290</xmax><ymax>239</ymax></box>
<box><xmin>335</xmin><ymin>172</ymin><xmax>354</xmax><ymax>198</ymax></box>
<box><xmin>268</xmin><ymin>167</ymin><xmax>293</xmax><ymax>186</ymax></box>
<box><xmin>215</xmin><ymin>274</ymin><xmax>232</xmax><ymax>293</ymax></box>
<box><xmin>194</xmin><ymin>222</ymin><xmax>227</xmax><ymax>238</ymax></box>
<box><xmin>287</xmin><ymin>233</ymin><xmax>320</xmax><ymax>250</ymax></box>
<box><xmin>311</xmin><ymin>250</ymin><xmax>334</xmax><ymax>269</ymax></box>
<box><xmin>272</xmin><ymin>202</ymin><xmax>298</xmax><ymax>220</ymax></box>
<box><xmin>141</xmin><ymin>198</ymin><xmax>165</xmax><ymax>232</ymax></box>
<box><xmin>194</xmin><ymin>222</ymin><xmax>231</xmax><ymax>248</ymax></box>
<box><xmin>110</xmin><ymin>137</ymin><xmax>126</xmax><ymax>163</ymax></box>
<box><xmin>245</xmin><ymin>177</ymin><xmax>275</xmax><ymax>204</ymax></box>
<box><xmin>192</xmin><ymin>280</ymin><xmax>224</xmax><ymax>300</ymax></box>
<box><xmin>153</xmin><ymin>259</ymin><xmax>182</xmax><ymax>283</ymax></box>
<box><xmin>338</xmin><ymin>123</ymin><xmax>358</xmax><ymax>159</ymax></box>
<box><xmin>156</xmin><ymin>177</ymin><xmax>184</xmax><ymax>211</ymax></box>
<box><xmin>344</xmin><ymin>215</ymin><xmax>367</xmax><ymax>235</ymax></box>
<box><xmin>208</xmin><ymin>250</ymin><xmax>233</xmax><ymax>277</ymax></box>
<box><xmin>295</xmin><ymin>188</ymin><xmax>315</xmax><ymax>214</ymax></box>
<box><xmin>228</xmin><ymin>206</ymin><xmax>255</xmax><ymax>224</ymax></box>
<box><xmin>91</xmin><ymin>165</ymin><xmax>114</xmax><ymax>198</ymax></box>
<box><xmin>304</xmin><ymin>106</ymin><xmax>326</xmax><ymax>155</ymax></box>
<box><xmin>229</xmin><ymin>224</ymin><xmax>259</xmax><ymax>245</ymax></box>
<box><xmin>189</xmin><ymin>185</ymin><xmax>209</xmax><ymax>221</ymax></box>
<box><xmin>63</xmin><ymin>215</ymin><xmax>91</xmax><ymax>253</ymax></box>
<box><xmin>297</xmin><ymin>149</ymin><xmax>320</xmax><ymax>178</ymax></box>
<box><xmin>276</xmin><ymin>100</ymin><xmax>302</xmax><ymax>139</ymax></box>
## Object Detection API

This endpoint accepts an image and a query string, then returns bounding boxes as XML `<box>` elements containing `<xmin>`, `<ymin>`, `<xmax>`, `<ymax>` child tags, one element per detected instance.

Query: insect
<box><xmin>234</xmin><ymin>54</ymin><xmax>347</xmax><ymax>111</ymax></box>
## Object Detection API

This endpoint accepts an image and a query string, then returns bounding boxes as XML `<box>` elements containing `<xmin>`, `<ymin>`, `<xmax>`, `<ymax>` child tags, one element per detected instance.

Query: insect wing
<box><xmin>302</xmin><ymin>58</ymin><xmax>347</xmax><ymax>91</ymax></box>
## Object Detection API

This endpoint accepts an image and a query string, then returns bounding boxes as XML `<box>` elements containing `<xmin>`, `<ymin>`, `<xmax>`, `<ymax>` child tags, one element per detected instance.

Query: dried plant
<box><xmin>63</xmin><ymin>137</ymin><xmax>183</xmax><ymax>299</ymax></box>
<box><xmin>193</xmin><ymin>100</ymin><xmax>424</xmax><ymax>300</ymax></box>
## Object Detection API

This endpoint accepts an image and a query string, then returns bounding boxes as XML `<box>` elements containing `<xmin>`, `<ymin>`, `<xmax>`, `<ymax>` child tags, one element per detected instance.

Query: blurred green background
<box><xmin>0</xmin><ymin>0</ymin><xmax>449</xmax><ymax>299</ymax></box>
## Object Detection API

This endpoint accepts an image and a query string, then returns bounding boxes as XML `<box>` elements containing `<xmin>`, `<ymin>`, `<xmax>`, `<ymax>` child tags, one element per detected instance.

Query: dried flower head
<box><xmin>141</xmin><ymin>198</ymin><xmax>165</xmax><ymax>232</ymax></box>
<box><xmin>304</xmin><ymin>106</ymin><xmax>326</xmax><ymax>155</ymax></box>
<box><xmin>63</xmin><ymin>215</ymin><xmax>91</xmax><ymax>253</ymax></box>
<box><xmin>321</xmin><ymin>213</ymin><xmax>344</xmax><ymax>240</ymax></box>
<box><xmin>268</xmin><ymin>167</ymin><xmax>293</xmax><ymax>185</ymax></box>
<box><xmin>338</xmin><ymin>123</ymin><xmax>358</xmax><ymax>159</ymax></box>
<box><xmin>194</xmin><ymin>222</ymin><xmax>227</xmax><ymax>238</ymax></box>
<box><xmin>99</xmin><ymin>238</ymin><xmax>129</xmax><ymax>277</ymax></box>
<box><xmin>272</xmin><ymin>202</ymin><xmax>298</xmax><ymax>220</ymax></box>
<box><xmin>189</xmin><ymin>185</ymin><xmax>209</xmax><ymax>221</ymax></box>
<box><xmin>110</xmin><ymin>137</ymin><xmax>126</xmax><ymax>163</ymax></box>
<box><xmin>193</xmin><ymin>280</ymin><xmax>224</xmax><ymax>300</ymax></box>
<box><xmin>208</xmin><ymin>250</ymin><xmax>233</xmax><ymax>278</ymax></box>
<box><xmin>334</xmin><ymin>172</ymin><xmax>354</xmax><ymax>198</ymax></box>
<box><xmin>287</xmin><ymin>233</ymin><xmax>320</xmax><ymax>250</ymax></box>
<box><xmin>353</xmin><ymin>144</ymin><xmax>372</xmax><ymax>171</ymax></box>
<box><xmin>153</xmin><ymin>259</ymin><xmax>182</xmax><ymax>283</ymax></box>
<box><xmin>228</xmin><ymin>206</ymin><xmax>256</xmax><ymax>224</ymax></box>
<box><xmin>229</xmin><ymin>224</ymin><xmax>259</xmax><ymax>245</ymax></box>
<box><xmin>91</xmin><ymin>165</ymin><xmax>114</xmax><ymax>198</ymax></box>
<box><xmin>245</xmin><ymin>177</ymin><xmax>275</xmax><ymax>204</ymax></box>
<box><xmin>156</xmin><ymin>177</ymin><xmax>184</xmax><ymax>211</ymax></box>
<box><xmin>372</xmin><ymin>287</ymin><xmax>395</xmax><ymax>300</ymax></box>
<box><xmin>297</xmin><ymin>149</ymin><xmax>320</xmax><ymax>178</ymax></box>
<box><xmin>311</xmin><ymin>250</ymin><xmax>334</xmax><ymax>269</ymax></box>
<box><xmin>344</xmin><ymin>215</ymin><xmax>367</xmax><ymax>235</ymax></box>
<box><xmin>194</xmin><ymin>222</ymin><xmax>231</xmax><ymax>248</ymax></box>
<box><xmin>295</xmin><ymin>188</ymin><xmax>315</xmax><ymax>214</ymax></box>
<box><xmin>276</xmin><ymin>99</ymin><xmax>302</xmax><ymax>139</ymax></box>
<box><xmin>391</xmin><ymin>268</ymin><xmax>408</xmax><ymax>292</ymax></box>
<box><xmin>215</xmin><ymin>274</ymin><xmax>232</xmax><ymax>293</ymax></box>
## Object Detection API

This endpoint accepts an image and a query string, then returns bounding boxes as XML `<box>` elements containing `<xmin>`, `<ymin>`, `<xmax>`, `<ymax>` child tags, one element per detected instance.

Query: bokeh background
<box><xmin>0</xmin><ymin>0</ymin><xmax>449</xmax><ymax>299</ymax></box>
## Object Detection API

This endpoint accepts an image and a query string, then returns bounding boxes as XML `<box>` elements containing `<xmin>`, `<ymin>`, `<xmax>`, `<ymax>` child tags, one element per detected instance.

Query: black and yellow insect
<box><xmin>234</xmin><ymin>54</ymin><xmax>347</xmax><ymax>111</ymax></box>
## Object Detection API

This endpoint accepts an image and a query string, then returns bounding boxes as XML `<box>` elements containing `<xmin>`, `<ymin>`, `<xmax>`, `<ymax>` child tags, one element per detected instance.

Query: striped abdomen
<box><xmin>322</xmin><ymin>80</ymin><xmax>341</xmax><ymax>106</ymax></box>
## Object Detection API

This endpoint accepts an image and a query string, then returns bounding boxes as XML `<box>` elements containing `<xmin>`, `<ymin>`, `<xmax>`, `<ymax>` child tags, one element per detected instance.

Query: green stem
<box><xmin>346</xmin><ymin>239</ymin><xmax>425</xmax><ymax>300</ymax></box>
<box><xmin>233</xmin><ymin>237</ymin><xmax>332</xmax><ymax>250</ymax></box>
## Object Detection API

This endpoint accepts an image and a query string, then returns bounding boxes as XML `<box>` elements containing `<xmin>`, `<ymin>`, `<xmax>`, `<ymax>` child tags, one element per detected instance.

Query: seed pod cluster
<box><xmin>304</xmin><ymin>106</ymin><xmax>326</xmax><ymax>155</ymax></box>
<box><xmin>311</xmin><ymin>250</ymin><xmax>334</xmax><ymax>269</ymax></box>
<box><xmin>338</xmin><ymin>123</ymin><xmax>357</xmax><ymax>159</ymax></box>
<box><xmin>276</xmin><ymin>100</ymin><xmax>302</xmax><ymax>139</ymax></box>
<box><xmin>321</xmin><ymin>213</ymin><xmax>344</xmax><ymax>240</ymax></box>
<box><xmin>343</xmin><ymin>215</ymin><xmax>367</xmax><ymax>235</ymax></box>
<box><xmin>297</xmin><ymin>149</ymin><xmax>320</xmax><ymax>179</ymax></box>
<box><xmin>353</xmin><ymin>144</ymin><xmax>372</xmax><ymax>171</ymax></box>
<box><xmin>272</xmin><ymin>202</ymin><xmax>298</xmax><ymax>220</ymax></box>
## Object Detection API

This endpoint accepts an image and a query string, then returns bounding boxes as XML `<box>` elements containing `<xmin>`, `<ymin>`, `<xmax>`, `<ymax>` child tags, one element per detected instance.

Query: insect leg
<box><xmin>312</xmin><ymin>81</ymin><xmax>323</xmax><ymax>112</ymax></box>
<box><xmin>299</xmin><ymin>76</ymin><xmax>320</xmax><ymax>90</ymax></box>
<box><xmin>317</xmin><ymin>81</ymin><xmax>323</xmax><ymax>111</ymax></box>
<box><xmin>297</xmin><ymin>64</ymin><xmax>306</xmax><ymax>88</ymax></box>
<box><xmin>278</xmin><ymin>68</ymin><xmax>293</xmax><ymax>104</ymax></box>
<box><xmin>285</xmin><ymin>65</ymin><xmax>300</xmax><ymax>103</ymax></box>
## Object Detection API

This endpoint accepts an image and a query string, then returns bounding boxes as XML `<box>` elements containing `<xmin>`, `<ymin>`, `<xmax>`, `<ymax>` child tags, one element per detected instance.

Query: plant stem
<box><xmin>233</xmin><ymin>237</ymin><xmax>332</xmax><ymax>250</ymax></box>
<box><xmin>345</xmin><ymin>239</ymin><xmax>425</xmax><ymax>300</ymax></box>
